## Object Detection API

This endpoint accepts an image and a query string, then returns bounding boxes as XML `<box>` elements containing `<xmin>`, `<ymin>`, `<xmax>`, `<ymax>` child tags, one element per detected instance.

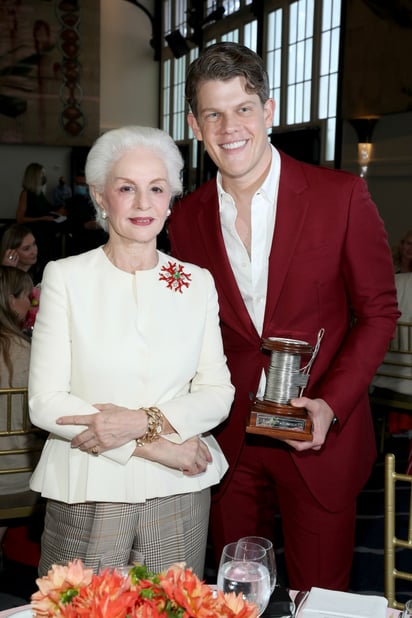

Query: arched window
<box><xmin>161</xmin><ymin>0</ymin><xmax>342</xmax><ymax>188</ymax></box>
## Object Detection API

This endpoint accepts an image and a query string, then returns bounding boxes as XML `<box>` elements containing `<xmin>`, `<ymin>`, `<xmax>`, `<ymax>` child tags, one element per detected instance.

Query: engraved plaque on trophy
<box><xmin>246</xmin><ymin>330</ymin><xmax>324</xmax><ymax>442</ymax></box>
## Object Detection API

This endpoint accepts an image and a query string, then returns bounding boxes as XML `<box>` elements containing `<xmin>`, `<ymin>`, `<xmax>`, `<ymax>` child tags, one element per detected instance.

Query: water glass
<box><xmin>238</xmin><ymin>535</ymin><xmax>277</xmax><ymax>593</ymax></box>
<box><xmin>98</xmin><ymin>549</ymin><xmax>144</xmax><ymax>575</ymax></box>
<box><xmin>217</xmin><ymin>540</ymin><xmax>271</xmax><ymax>616</ymax></box>
<box><xmin>98</xmin><ymin>554</ymin><xmax>134</xmax><ymax>576</ymax></box>
<box><xmin>403</xmin><ymin>599</ymin><xmax>412</xmax><ymax>618</ymax></box>
<box><xmin>115</xmin><ymin>565</ymin><xmax>135</xmax><ymax>579</ymax></box>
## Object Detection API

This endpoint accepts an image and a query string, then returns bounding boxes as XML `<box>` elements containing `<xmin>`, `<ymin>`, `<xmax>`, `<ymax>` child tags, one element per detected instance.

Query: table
<box><xmin>289</xmin><ymin>591</ymin><xmax>402</xmax><ymax>618</ymax></box>
<box><xmin>0</xmin><ymin>596</ymin><xmax>403</xmax><ymax>617</ymax></box>
<box><xmin>0</xmin><ymin>607</ymin><xmax>30</xmax><ymax>618</ymax></box>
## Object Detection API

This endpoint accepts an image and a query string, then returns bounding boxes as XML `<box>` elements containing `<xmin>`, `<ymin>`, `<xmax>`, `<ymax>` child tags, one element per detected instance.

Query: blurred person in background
<box><xmin>392</xmin><ymin>229</ymin><xmax>412</xmax><ymax>273</ymax></box>
<box><xmin>53</xmin><ymin>176</ymin><xmax>71</xmax><ymax>212</ymax></box>
<box><xmin>1</xmin><ymin>223</ymin><xmax>40</xmax><ymax>283</ymax></box>
<box><xmin>0</xmin><ymin>224</ymin><xmax>41</xmax><ymax>333</ymax></box>
<box><xmin>16</xmin><ymin>163</ymin><xmax>55</xmax><ymax>226</ymax></box>
<box><xmin>16</xmin><ymin>163</ymin><xmax>66</xmax><ymax>273</ymax></box>
<box><xmin>0</xmin><ymin>266</ymin><xmax>44</xmax><ymax>539</ymax></box>
<box><xmin>65</xmin><ymin>174</ymin><xmax>108</xmax><ymax>255</ymax></box>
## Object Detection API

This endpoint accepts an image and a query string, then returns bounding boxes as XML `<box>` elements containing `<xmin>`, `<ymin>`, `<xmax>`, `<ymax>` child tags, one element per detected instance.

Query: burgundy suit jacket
<box><xmin>168</xmin><ymin>152</ymin><xmax>399</xmax><ymax>512</ymax></box>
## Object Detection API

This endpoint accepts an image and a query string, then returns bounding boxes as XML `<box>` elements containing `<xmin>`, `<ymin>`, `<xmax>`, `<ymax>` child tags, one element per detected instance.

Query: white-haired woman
<box><xmin>28</xmin><ymin>126</ymin><xmax>234</xmax><ymax>577</ymax></box>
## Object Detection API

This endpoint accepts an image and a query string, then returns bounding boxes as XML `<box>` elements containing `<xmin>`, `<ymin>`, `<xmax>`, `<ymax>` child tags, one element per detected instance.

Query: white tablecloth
<box><xmin>0</xmin><ymin>595</ymin><xmax>403</xmax><ymax>617</ymax></box>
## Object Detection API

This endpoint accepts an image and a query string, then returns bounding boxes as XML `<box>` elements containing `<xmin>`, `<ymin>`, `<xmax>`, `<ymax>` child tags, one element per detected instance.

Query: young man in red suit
<box><xmin>168</xmin><ymin>42</ymin><xmax>399</xmax><ymax>591</ymax></box>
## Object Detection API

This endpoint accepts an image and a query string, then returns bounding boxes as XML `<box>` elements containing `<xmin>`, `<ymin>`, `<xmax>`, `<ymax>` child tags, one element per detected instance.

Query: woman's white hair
<box><xmin>85</xmin><ymin>126</ymin><xmax>184</xmax><ymax>231</ymax></box>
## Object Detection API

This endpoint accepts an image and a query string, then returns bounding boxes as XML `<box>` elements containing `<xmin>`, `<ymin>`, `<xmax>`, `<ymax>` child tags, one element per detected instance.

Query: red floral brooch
<box><xmin>159</xmin><ymin>261</ymin><xmax>191</xmax><ymax>293</ymax></box>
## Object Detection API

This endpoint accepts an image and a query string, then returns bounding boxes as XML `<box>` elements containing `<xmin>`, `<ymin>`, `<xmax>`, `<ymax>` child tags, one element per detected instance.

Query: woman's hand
<box><xmin>135</xmin><ymin>436</ymin><xmax>212</xmax><ymax>476</ymax></box>
<box><xmin>2</xmin><ymin>250</ymin><xmax>19</xmax><ymax>267</ymax></box>
<box><xmin>57</xmin><ymin>404</ymin><xmax>148</xmax><ymax>453</ymax></box>
<box><xmin>57</xmin><ymin>407</ymin><xmax>211</xmax><ymax>474</ymax></box>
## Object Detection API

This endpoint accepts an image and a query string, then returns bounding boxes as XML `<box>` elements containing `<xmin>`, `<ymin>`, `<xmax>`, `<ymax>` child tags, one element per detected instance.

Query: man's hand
<box><xmin>284</xmin><ymin>397</ymin><xmax>336</xmax><ymax>451</ymax></box>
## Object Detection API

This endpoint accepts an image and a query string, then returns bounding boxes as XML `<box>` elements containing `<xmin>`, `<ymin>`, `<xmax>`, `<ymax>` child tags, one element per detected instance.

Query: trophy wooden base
<box><xmin>246</xmin><ymin>399</ymin><xmax>313</xmax><ymax>441</ymax></box>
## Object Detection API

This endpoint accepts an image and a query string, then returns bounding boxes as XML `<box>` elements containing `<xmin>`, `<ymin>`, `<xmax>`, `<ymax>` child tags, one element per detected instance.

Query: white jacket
<box><xmin>29</xmin><ymin>248</ymin><xmax>234</xmax><ymax>503</ymax></box>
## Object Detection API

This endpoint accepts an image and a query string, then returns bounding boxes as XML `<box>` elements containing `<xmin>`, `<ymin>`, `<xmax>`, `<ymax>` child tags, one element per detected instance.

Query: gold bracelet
<box><xmin>136</xmin><ymin>406</ymin><xmax>164</xmax><ymax>447</ymax></box>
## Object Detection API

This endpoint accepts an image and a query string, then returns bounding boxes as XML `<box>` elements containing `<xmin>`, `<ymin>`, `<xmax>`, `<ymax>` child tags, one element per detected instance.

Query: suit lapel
<box><xmin>195</xmin><ymin>182</ymin><xmax>258</xmax><ymax>340</ymax></box>
<box><xmin>263</xmin><ymin>154</ymin><xmax>310</xmax><ymax>332</ymax></box>
<box><xmin>192</xmin><ymin>157</ymin><xmax>311</xmax><ymax>341</ymax></box>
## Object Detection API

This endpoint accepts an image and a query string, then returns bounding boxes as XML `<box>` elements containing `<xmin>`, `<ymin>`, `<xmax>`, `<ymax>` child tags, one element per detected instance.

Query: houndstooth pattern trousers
<box><xmin>38</xmin><ymin>489</ymin><xmax>210</xmax><ymax>578</ymax></box>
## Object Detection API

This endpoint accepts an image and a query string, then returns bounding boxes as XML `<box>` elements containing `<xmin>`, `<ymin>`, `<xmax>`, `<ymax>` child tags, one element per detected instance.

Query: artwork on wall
<box><xmin>0</xmin><ymin>0</ymin><xmax>100</xmax><ymax>146</ymax></box>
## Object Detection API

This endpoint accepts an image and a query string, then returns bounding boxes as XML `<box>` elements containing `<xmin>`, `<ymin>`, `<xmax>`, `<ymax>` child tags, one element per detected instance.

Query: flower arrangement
<box><xmin>31</xmin><ymin>559</ymin><xmax>258</xmax><ymax>618</ymax></box>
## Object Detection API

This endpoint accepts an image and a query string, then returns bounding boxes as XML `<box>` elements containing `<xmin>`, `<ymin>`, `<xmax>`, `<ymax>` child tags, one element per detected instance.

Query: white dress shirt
<box><xmin>218</xmin><ymin>145</ymin><xmax>280</xmax><ymax>395</ymax></box>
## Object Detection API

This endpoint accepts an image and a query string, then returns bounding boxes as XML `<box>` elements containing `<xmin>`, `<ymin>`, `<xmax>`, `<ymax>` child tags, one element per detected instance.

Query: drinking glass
<box><xmin>403</xmin><ymin>599</ymin><xmax>412</xmax><ymax>618</ymax></box>
<box><xmin>217</xmin><ymin>540</ymin><xmax>271</xmax><ymax>616</ymax></box>
<box><xmin>115</xmin><ymin>565</ymin><xmax>135</xmax><ymax>578</ymax></box>
<box><xmin>238</xmin><ymin>535</ymin><xmax>277</xmax><ymax>593</ymax></box>
<box><xmin>98</xmin><ymin>554</ymin><xmax>134</xmax><ymax>577</ymax></box>
<box><xmin>98</xmin><ymin>549</ymin><xmax>144</xmax><ymax>575</ymax></box>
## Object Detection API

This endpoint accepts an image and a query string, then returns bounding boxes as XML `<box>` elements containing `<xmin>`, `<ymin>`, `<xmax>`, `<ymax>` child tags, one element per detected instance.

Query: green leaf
<box><xmin>60</xmin><ymin>587</ymin><xmax>79</xmax><ymax>604</ymax></box>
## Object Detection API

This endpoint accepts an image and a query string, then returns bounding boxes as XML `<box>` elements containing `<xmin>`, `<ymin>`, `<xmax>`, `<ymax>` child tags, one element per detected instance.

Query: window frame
<box><xmin>161</xmin><ymin>0</ymin><xmax>343</xmax><ymax>188</ymax></box>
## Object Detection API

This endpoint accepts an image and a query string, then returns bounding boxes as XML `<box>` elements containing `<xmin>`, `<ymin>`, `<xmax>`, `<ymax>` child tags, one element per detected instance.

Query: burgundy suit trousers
<box><xmin>210</xmin><ymin>441</ymin><xmax>356</xmax><ymax>591</ymax></box>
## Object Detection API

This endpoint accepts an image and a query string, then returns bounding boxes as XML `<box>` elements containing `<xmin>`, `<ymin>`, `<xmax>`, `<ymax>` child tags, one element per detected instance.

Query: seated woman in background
<box><xmin>0</xmin><ymin>223</ymin><xmax>40</xmax><ymax>284</ymax></box>
<box><xmin>392</xmin><ymin>229</ymin><xmax>412</xmax><ymax>273</ymax></box>
<box><xmin>0</xmin><ymin>224</ymin><xmax>41</xmax><ymax>333</ymax></box>
<box><xmin>0</xmin><ymin>266</ymin><xmax>45</xmax><ymax>541</ymax></box>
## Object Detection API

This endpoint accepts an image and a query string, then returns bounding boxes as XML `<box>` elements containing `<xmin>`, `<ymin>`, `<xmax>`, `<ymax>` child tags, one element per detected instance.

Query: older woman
<box><xmin>28</xmin><ymin>126</ymin><xmax>234</xmax><ymax>578</ymax></box>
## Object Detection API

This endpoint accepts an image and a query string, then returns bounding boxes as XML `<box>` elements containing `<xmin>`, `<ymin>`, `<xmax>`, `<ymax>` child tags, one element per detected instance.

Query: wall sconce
<box><xmin>349</xmin><ymin>117</ymin><xmax>379</xmax><ymax>178</ymax></box>
<box><xmin>357</xmin><ymin>142</ymin><xmax>372</xmax><ymax>178</ymax></box>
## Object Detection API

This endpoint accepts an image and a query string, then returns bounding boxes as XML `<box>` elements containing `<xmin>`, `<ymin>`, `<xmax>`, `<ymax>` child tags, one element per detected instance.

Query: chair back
<box><xmin>0</xmin><ymin>386</ymin><xmax>45</xmax><ymax>520</ymax></box>
<box><xmin>372</xmin><ymin>321</ymin><xmax>412</xmax><ymax>404</ymax></box>
<box><xmin>384</xmin><ymin>452</ymin><xmax>412</xmax><ymax>610</ymax></box>
<box><xmin>370</xmin><ymin>322</ymin><xmax>412</xmax><ymax>451</ymax></box>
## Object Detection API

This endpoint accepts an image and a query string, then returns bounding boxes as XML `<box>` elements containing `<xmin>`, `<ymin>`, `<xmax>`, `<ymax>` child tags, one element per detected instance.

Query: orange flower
<box><xmin>219</xmin><ymin>591</ymin><xmax>259</xmax><ymax>618</ymax></box>
<box><xmin>67</xmin><ymin>569</ymin><xmax>138</xmax><ymax>618</ymax></box>
<box><xmin>160</xmin><ymin>564</ymin><xmax>214</xmax><ymax>615</ymax></box>
<box><xmin>31</xmin><ymin>560</ymin><xmax>258</xmax><ymax>618</ymax></box>
<box><xmin>31</xmin><ymin>559</ymin><xmax>93</xmax><ymax>616</ymax></box>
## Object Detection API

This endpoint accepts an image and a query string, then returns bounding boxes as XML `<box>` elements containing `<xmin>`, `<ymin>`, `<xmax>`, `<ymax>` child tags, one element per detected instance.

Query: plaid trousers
<box><xmin>39</xmin><ymin>489</ymin><xmax>210</xmax><ymax>578</ymax></box>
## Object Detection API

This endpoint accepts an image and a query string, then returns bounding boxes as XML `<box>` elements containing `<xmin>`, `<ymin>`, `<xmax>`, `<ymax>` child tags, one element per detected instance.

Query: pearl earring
<box><xmin>101</xmin><ymin>211</ymin><xmax>107</xmax><ymax>220</ymax></box>
<box><xmin>167</xmin><ymin>208</ymin><xmax>171</xmax><ymax>217</ymax></box>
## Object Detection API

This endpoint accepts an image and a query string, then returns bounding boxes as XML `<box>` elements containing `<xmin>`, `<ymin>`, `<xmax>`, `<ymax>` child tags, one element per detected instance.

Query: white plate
<box><xmin>8</xmin><ymin>609</ymin><xmax>33</xmax><ymax>618</ymax></box>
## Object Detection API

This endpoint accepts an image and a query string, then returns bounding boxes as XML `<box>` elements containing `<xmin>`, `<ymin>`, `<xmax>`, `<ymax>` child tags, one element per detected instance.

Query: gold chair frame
<box><xmin>384</xmin><ymin>452</ymin><xmax>412</xmax><ymax>610</ymax></box>
<box><xmin>0</xmin><ymin>386</ymin><xmax>45</xmax><ymax>520</ymax></box>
